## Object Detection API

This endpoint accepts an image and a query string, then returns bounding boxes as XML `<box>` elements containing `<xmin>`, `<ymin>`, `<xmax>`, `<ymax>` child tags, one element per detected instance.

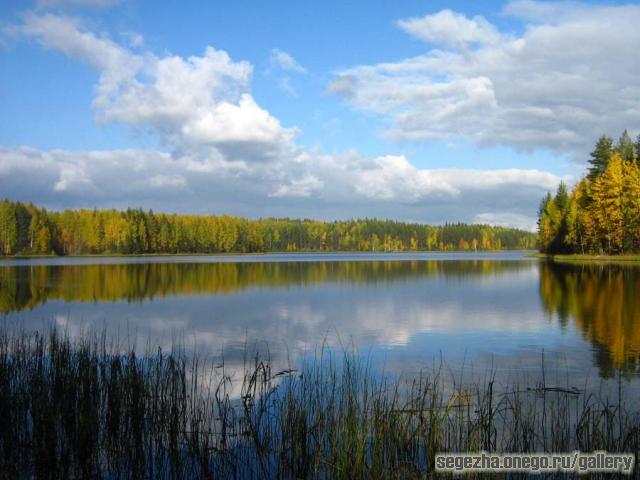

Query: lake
<box><xmin>1</xmin><ymin>251</ymin><xmax>639</xmax><ymax>389</ymax></box>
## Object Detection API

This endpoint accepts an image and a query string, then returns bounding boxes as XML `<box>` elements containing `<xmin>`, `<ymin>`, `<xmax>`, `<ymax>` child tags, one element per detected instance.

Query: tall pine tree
<box><xmin>588</xmin><ymin>135</ymin><xmax>614</xmax><ymax>180</ymax></box>
<box><xmin>616</xmin><ymin>129</ymin><xmax>636</xmax><ymax>163</ymax></box>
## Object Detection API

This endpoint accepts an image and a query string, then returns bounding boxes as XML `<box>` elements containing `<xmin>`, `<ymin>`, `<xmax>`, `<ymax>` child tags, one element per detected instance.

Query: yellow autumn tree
<box><xmin>589</xmin><ymin>153</ymin><xmax>625</xmax><ymax>253</ymax></box>
<box><xmin>565</xmin><ymin>179</ymin><xmax>598</xmax><ymax>254</ymax></box>
<box><xmin>539</xmin><ymin>130</ymin><xmax>640</xmax><ymax>255</ymax></box>
<box><xmin>622</xmin><ymin>158</ymin><xmax>640</xmax><ymax>251</ymax></box>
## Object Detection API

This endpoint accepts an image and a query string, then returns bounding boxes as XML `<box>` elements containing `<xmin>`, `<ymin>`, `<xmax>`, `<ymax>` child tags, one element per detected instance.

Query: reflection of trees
<box><xmin>0</xmin><ymin>260</ymin><xmax>529</xmax><ymax>314</ymax></box>
<box><xmin>539</xmin><ymin>262</ymin><xmax>640</xmax><ymax>376</ymax></box>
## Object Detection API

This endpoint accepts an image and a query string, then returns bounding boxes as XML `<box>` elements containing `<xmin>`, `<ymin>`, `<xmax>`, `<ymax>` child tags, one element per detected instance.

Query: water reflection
<box><xmin>539</xmin><ymin>261</ymin><xmax>640</xmax><ymax>377</ymax></box>
<box><xmin>1</xmin><ymin>256</ymin><xmax>639</xmax><ymax>382</ymax></box>
<box><xmin>0</xmin><ymin>259</ymin><xmax>528</xmax><ymax>313</ymax></box>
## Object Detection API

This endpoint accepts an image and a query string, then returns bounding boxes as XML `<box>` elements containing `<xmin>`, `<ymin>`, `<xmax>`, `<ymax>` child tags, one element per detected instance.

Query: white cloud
<box><xmin>330</xmin><ymin>1</ymin><xmax>640</xmax><ymax>156</ymax></box>
<box><xmin>53</xmin><ymin>160</ymin><xmax>94</xmax><ymax>192</ymax></box>
<box><xmin>181</xmin><ymin>94</ymin><xmax>290</xmax><ymax>146</ymax></box>
<box><xmin>0</xmin><ymin>145</ymin><xmax>562</xmax><ymax>229</ymax></box>
<box><xmin>18</xmin><ymin>13</ymin><xmax>136</xmax><ymax>74</ymax></box>
<box><xmin>269</xmin><ymin>175</ymin><xmax>323</xmax><ymax>198</ymax></box>
<box><xmin>270</xmin><ymin>48</ymin><xmax>306</xmax><ymax>74</ymax></box>
<box><xmin>16</xmin><ymin>14</ymin><xmax>291</xmax><ymax>154</ymax></box>
<box><xmin>2</xmin><ymin>10</ymin><xmax>567</xmax><ymax>228</ymax></box>
<box><xmin>352</xmin><ymin>155</ymin><xmax>458</xmax><ymax>201</ymax></box>
<box><xmin>149</xmin><ymin>174</ymin><xmax>187</xmax><ymax>189</ymax></box>
<box><xmin>397</xmin><ymin>10</ymin><xmax>501</xmax><ymax>48</ymax></box>
<box><xmin>473</xmin><ymin>212</ymin><xmax>538</xmax><ymax>231</ymax></box>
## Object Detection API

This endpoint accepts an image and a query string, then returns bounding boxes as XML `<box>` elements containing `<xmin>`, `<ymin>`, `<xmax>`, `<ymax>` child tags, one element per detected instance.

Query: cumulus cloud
<box><xmin>397</xmin><ymin>9</ymin><xmax>501</xmax><ymax>48</ymax></box>
<box><xmin>16</xmin><ymin>13</ymin><xmax>292</xmax><ymax>157</ymax></box>
<box><xmin>1</xmin><ymin>10</ymin><xmax>566</xmax><ymax>228</ymax></box>
<box><xmin>330</xmin><ymin>1</ymin><xmax>640</xmax><ymax>156</ymax></box>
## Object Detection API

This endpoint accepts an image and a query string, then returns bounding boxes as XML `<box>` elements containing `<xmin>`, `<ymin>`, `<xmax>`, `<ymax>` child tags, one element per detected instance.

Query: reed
<box><xmin>0</xmin><ymin>326</ymin><xmax>638</xmax><ymax>478</ymax></box>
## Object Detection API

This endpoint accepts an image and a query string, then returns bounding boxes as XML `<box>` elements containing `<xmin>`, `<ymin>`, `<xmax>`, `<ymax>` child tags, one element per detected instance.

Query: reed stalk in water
<box><xmin>0</xmin><ymin>326</ymin><xmax>638</xmax><ymax>478</ymax></box>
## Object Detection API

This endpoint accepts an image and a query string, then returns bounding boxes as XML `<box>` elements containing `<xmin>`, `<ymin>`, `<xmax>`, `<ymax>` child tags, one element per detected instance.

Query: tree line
<box><xmin>0</xmin><ymin>200</ymin><xmax>535</xmax><ymax>256</ymax></box>
<box><xmin>538</xmin><ymin>130</ymin><xmax>640</xmax><ymax>254</ymax></box>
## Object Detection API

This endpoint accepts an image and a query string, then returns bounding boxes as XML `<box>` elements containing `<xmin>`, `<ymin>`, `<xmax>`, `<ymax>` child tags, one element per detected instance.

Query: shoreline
<box><xmin>529</xmin><ymin>253</ymin><xmax>640</xmax><ymax>263</ymax></box>
<box><xmin>1</xmin><ymin>249</ymin><xmax>532</xmax><ymax>260</ymax></box>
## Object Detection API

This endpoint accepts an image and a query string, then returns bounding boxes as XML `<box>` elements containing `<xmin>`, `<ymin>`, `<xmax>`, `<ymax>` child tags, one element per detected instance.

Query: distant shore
<box><xmin>2</xmin><ymin>252</ymin><xmax>268</xmax><ymax>259</ymax></box>
<box><xmin>1</xmin><ymin>249</ymin><xmax>529</xmax><ymax>260</ymax></box>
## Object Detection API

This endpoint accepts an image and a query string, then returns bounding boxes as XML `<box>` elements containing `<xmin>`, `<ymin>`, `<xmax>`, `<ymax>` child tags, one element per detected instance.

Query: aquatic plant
<box><xmin>0</xmin><ymin>326</ymin><xmax>638</xmax><ymax>478</ymax></box>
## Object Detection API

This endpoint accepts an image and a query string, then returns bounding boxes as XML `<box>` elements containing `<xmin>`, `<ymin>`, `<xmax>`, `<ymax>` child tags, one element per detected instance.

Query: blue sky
<box><xmin>1</xmin><ymin>0</ymin><xmax>638</xmax><ymax>229</ymax></box>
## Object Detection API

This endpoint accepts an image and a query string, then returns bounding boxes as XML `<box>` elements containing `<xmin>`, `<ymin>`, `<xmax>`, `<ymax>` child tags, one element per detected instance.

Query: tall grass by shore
<box><xmin>1</xmin><ymin>327</ymin><xmax>638</xmax><ymax>479</ymax></box>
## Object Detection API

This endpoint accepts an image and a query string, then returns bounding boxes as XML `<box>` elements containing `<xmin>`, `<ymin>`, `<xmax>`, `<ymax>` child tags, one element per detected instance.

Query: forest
<box><xmin>0</xmin><ymin>200</ymin><xmax>535</xmax><ymax>255</ymax></box>
<box><xmin>538</xmin><ymin>130</ymin><xmax>640</xmax><ymax>254</ymax></box>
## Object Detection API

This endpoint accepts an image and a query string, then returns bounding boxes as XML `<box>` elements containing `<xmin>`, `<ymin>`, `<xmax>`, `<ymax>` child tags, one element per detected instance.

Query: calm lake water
<box><xmin>1</xmin><ymin>251</ymin><xmax>639</xmax><ymax>388</ymax></box>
